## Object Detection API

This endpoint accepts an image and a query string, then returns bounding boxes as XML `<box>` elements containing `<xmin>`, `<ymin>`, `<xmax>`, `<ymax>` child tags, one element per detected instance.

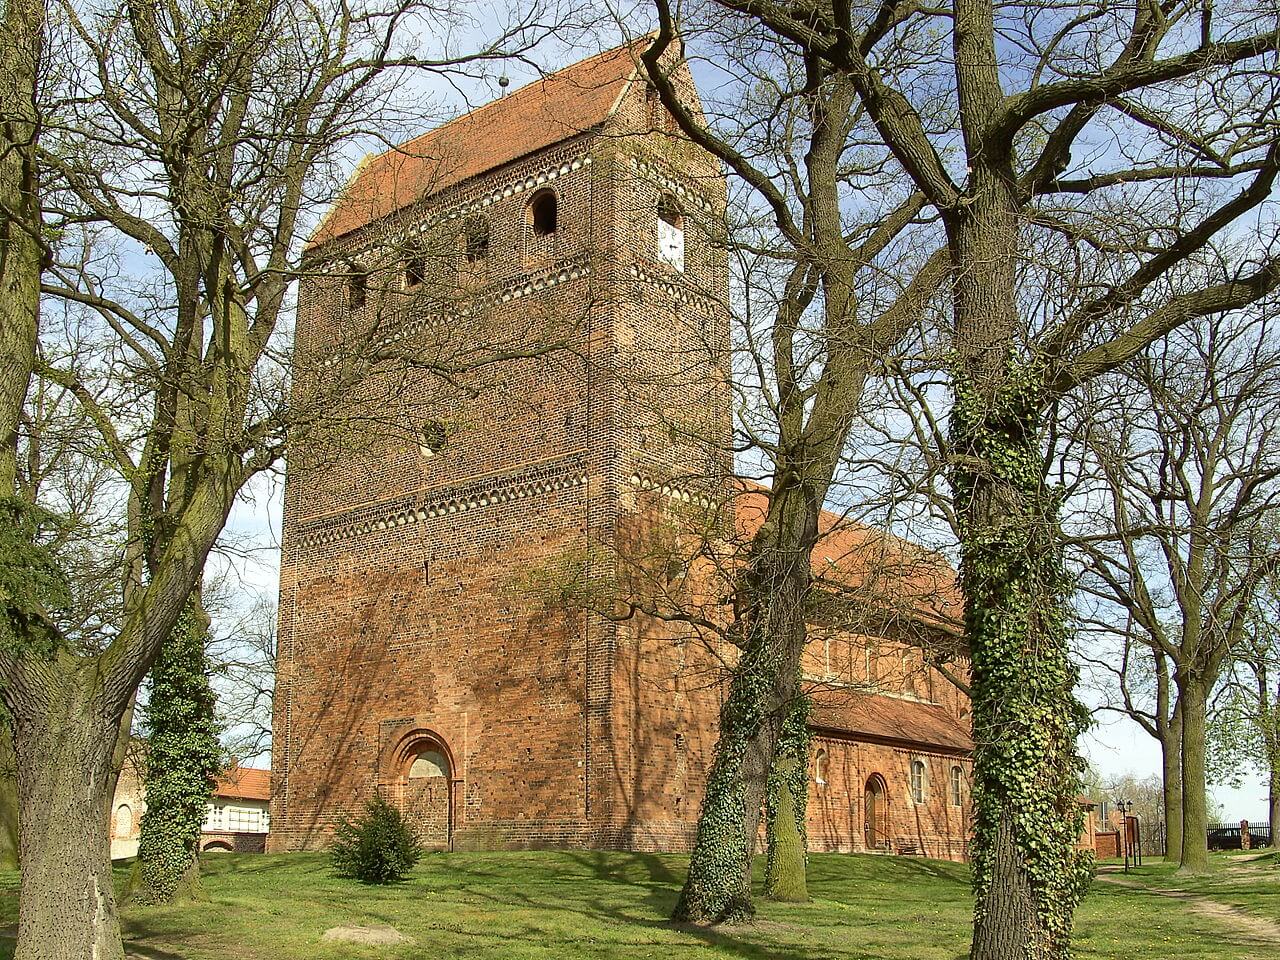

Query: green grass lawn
<box><xmin>0</xmin><ymin>850</ymin><xmax>1274</xmax><ymax>959</ymax></box>
<box><xmin>1103</xmin><ymin>849</ymin><xmax>1279</xmax><ymax>928</ymax></box>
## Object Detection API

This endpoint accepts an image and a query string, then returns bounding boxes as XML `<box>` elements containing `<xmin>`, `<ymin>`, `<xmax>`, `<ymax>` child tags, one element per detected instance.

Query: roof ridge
<box><xmin>365</xmin><ymin>38</ymin><xmax>648</xmax><ymax>167</ymax></box>
<box><xmin>310</xmin><ymin>35</ymin><xmax>654</xmax><ymax>246</ymax></box>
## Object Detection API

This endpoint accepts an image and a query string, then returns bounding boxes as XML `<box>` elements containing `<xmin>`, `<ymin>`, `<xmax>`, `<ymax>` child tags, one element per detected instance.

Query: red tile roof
<box><xmin>311</xmin><ymin>38</ymin><xmax>650</xmax><ymax>247</ymax></box>
<box><xmin>732</xmin><ymin>485</ymin><xmax>962</xmax><ymax>635</ymax></box>
<box><xmin>808</xmin><ymin>686</ymin><xmax>972</xmax><ymax>753</ymax></box>
<box><xmin>214</xmin><ymin>766</ymin><xmax>270</xmax><ymax>802</ymax></box>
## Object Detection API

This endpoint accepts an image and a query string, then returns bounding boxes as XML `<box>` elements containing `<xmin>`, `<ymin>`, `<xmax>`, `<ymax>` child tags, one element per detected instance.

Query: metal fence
<box><xmin>1206</xmin><ymin>821</ymin><xmax>1273</xmax><ymax>849</ymax></box>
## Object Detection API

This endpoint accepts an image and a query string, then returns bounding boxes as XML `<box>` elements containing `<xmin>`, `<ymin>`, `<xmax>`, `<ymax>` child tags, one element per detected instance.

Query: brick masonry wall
<box><xmin>809</xmin><ymin>737</ymin><xmax>971</xmax><ymax>862</ymax></box>
<box><xmin>200</xmin><ymin>832</ymin><xmax>268</xmax><ymax>854</ymax></box>
<box><xmin>271</xmin><ymin>54</ymin><xmax>974</xmax><ymax>860</ymax></box>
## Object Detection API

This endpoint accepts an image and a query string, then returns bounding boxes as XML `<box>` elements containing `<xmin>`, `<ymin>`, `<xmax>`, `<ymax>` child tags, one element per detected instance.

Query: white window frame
<box><xmin>910</xmin><ymin>759</ymin><xmax>927</xmax><ymax>804</ymax></box>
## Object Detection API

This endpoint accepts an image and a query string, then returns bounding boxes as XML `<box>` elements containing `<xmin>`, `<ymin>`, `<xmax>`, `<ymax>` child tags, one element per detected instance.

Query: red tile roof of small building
<box><xmin>311</xmin><ymin>38</ymin><xmax>649</xmax><ymax>247</ymax></box>
<box><xmin>214</xmin><ymin>766</ymin><xmax>270</xmax><ymax>802</ymax></box>
<box><xmin>809</xmin><ymin>687</ymin><xmax>973</xmax><ymax>753</ymax></box>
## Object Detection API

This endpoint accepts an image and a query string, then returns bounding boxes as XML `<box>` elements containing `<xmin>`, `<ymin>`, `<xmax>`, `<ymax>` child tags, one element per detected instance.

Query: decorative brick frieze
<box><xmin>292</xmin><ymin>461</ymin><xmax>589</xmax><ymax>549</ymax></box>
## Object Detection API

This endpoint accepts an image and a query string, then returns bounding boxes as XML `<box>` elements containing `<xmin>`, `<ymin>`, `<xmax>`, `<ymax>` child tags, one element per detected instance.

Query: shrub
<box><xmin>330</xmin><ymin>794</ymin><xmax>422</xmax><ymax>884</ymax></box>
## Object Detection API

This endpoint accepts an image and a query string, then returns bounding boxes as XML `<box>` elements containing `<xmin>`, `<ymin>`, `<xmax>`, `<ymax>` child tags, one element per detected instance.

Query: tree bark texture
<box><xmin>1178</xmin><ymin>678</ymin><xmax>1210</xmax><ymax>872</ymax></box>
<box><xmin>950</xmin><ymin>180</ymin><xmax>1091</xmax><ymax>960</ymax></box>
<box><xmin>11</xmin><ymin>660</ymin><xmax>127</xmax><ymax>960</ymax></box>
<box><xmin>0</xmin><ymin>0</ymin><xmax>43</xmax><ymax>499</ymax></box>
<box><xmin>1161</xmin><ymin>704</ymin><xmax>1183</xmax><ymax>862</ymax></box>
<box><xmin>673</xmin><ymin>490</ymin><xmax>816</xmax><ymax>924</ymax></box>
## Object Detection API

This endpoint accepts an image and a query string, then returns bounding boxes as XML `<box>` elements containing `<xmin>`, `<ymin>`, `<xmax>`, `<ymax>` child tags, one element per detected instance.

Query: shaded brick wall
<box><xmin>200</xmin><ymin>832</ymin><xmax>268</xmax><ymax>854</ymax></box>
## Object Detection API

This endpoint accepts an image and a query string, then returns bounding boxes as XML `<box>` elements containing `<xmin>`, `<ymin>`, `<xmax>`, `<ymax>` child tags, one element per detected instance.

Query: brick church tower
<box><xmin>269</xmin><ymin>39</ymin><xmax>735</xmax><ymax>851</ymax></box>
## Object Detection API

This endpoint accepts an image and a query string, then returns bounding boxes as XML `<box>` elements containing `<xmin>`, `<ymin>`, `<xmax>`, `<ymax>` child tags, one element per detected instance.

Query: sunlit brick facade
<box><xmin>270</xmin><ymin>39</ymin><xmax>974</xmax><ymax>860</ymax></box>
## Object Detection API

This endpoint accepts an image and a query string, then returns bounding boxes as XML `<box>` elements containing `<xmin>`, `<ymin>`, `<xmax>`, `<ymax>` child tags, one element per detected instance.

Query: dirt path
<box><xmin>1097</xmin><ymin>872</ymin><xmax>1280</xmax><ymax>948</ymax></box>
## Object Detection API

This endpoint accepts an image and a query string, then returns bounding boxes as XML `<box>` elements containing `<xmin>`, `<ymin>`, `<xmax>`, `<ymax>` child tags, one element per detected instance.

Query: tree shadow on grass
<box><xmin>439</xmin><ymin>850</ymin><xmax>965</xmax><ymax>960</ymax></box>
<box><xmin>0</xmin><ymin>926</ymin><xmax>184</xmax><ymax>960</ymax></box>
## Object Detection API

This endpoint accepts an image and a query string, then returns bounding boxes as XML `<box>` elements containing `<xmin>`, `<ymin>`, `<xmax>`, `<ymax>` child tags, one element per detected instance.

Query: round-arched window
<box><xmin>115</xmin><ymin>804</ymin><xmax>133</xmax><ymax>836</ymax></box>
<box><xmin>814</xmin><ymin>747</ymin><xmax>828</xmax><ymax>785</ymax></box>
<box><xmin>910</xmin><ymin>759</ymin><xmax>927</xmax><ymax>804</ymax></box>
<box><xmin>529</xmin><ymin>189</ymin><xmax>557</xmax><ymax>236</ymax></box>
<box><xmin>408</xmin><ymin>748</ymin><xmax>448</xmax><ymax>779</ymax></box>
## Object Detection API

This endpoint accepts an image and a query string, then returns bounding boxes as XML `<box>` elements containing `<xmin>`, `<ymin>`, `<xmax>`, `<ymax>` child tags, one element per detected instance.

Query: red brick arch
<box><xmin>378</xmin><ymin>725</ymin><xmax>458</xmax><ymax>850</ymax></box>
<box><xmin>381</xmin><ymin>726</ymin><xmax>457</xmax><ymax>781</ymax></box>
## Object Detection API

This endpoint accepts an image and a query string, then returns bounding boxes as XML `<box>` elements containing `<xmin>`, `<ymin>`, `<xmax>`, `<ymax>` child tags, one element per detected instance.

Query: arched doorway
<box><xmin>394</xmin><ymin>733</ymin><xmax>454</xmax><ymax>850</ymax></box>
<box><xmin>864</xmin><ymin>774</ymin><xmax>889</xmax><ymax>850</ymax></box>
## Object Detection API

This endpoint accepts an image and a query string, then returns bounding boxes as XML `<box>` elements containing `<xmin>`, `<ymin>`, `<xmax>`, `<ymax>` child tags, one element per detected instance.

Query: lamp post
<box><xmin>1116</xmin><ymin>798</ymin><xmax>1135</xmax><ymax>872</ymax></box>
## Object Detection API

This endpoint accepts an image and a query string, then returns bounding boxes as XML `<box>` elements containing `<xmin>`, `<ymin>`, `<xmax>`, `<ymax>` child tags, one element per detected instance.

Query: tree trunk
<box><xmin>1161</xmin><ymin>704</ymin><xmax>1183</xmax><ymax>862</ymax></box>
<box><xmin>10</xmin><ymin>662</ymin><xmax>127</xmax><ymax>960</ymax></box>
<box><xmin>950</xmin><ymin>179</ymin><xmax>1091</xmax><ymax>960</ymax></box>
<box><xmin>1178</xmin><ymin>678</ymin><xmax>1210</xmax><ymax>873</ymax></box>
<box><xmin>764</xmin><ymin>694</ymin><xmax>809</xmax><ymax>903</ymax></box>
<box><xmin>0</xmin><ymin>722</ymin><xmax>20</xmax><ymax>870</ymax></box>
<box><xmin>0</xmin><ymin>0</ymin><xmax>43</xmax><ymax>499</ymax></box>
<box><xmin>673</xmin><ymin>499</ymin><xmax>814</xmax><ymax>924</ymax></box>
<box><xmin>1269</xmin><ymin>767</ymin><xmax>1279</xmax><ymax>842</ymax></box>
<box><xmin>671</xmin><ymin>636</ymin><xmax>797</xmax><ymax>923</ymax></box>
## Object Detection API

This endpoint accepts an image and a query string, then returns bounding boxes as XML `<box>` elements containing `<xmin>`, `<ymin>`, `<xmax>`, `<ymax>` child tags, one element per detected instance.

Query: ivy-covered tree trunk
<box><xmin>1177</xmin><ymin>676</ymin><xmax>1210</xmax><ymax>873</ymax></box>
<box><xmin>134</xmin><ymin>598</ymin><xmax>223</xmax><ymax>903</ymax></box>
<box><xmin>951</xmin><ymin>367</ymin><xmax>1092</xmax><ymax>960</ymax></box>
<box><xmin>673</xmin><ymin>493</ymin><xmax>816</xmax><ymax>924</ymax></box>
<box><xmin>10</xmin><ymin>660</ymin><xmax>127</xmax><ymax>960</ymax></box>
<box><xmin>764</xmin><ymin>693</ymin><xmax>810</xmax><ymax>903</ymax></box>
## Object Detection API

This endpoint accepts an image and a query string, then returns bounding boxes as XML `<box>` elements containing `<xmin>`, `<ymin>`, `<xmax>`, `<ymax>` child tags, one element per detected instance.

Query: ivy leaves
<box><xmin>0</xmin><ymin>496</ymin><xmax>69</xmax><ymax>656</ymax></box>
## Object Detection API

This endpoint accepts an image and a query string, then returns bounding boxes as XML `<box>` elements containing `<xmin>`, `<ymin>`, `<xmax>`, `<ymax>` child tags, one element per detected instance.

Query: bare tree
<box><xmin>650</xmin><ymin>0</ymin><xmax>1280</xmax><ymax>954</ymax></box>
<box><xmin>1076</xmin><ymin>625</ymin><xmax>1186</xmax><ymax>860</ymax></box>
<box><xmin>635</xmin><ymin>13</ymin><xmax>951</xmax><ymax>922</ymax></box>
<box><xmin>1065</xmin><ymin>313</ymin><xmax>1280</xmax><ymax>870</ymax></box>
<box><xmin>0</xmin><ymin>0</ymin><xmax>565</xmax><ymax>952</ymax></box>
<box><xmin>1207</xmin><ymin>553</ymin><xmax>1280</xmax><ymax>837</ymax></box>
<box><xmin>209</xmin><ymin>590</ymin><xmax>276</xmax><ymax>765</ymax></box>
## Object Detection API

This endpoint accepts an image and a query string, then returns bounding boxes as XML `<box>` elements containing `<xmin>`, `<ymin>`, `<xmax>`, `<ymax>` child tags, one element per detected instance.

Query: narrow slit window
<box><xmin>405</xmin><ymin>243</ymin><xmax>426</xmax><ymax>288</ymax></box>
<box><xmin>347</xmin><ymin>268</ymin><xmax>367</xmax><ymax>309</ymax></box>
<box><xmin>950</xmin><ymin>766</ymin><xmax>963</xmax><ymax>807</ymax></box>
<box><xmin>657</xmin><ymin>195</ymin><xmax>684</xmax><ymax>271</ymax></box>
<box><xmin>465</xmin><ymin>217</ymin><xmax>490</xmax><ymax>262</ymax></box>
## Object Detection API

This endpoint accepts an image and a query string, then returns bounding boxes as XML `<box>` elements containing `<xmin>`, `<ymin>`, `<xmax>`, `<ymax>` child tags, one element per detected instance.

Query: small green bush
<box><xmin>330</xmin><ymin>794</ymin><xmax>422</xmax><ymax>884</ymax></box>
